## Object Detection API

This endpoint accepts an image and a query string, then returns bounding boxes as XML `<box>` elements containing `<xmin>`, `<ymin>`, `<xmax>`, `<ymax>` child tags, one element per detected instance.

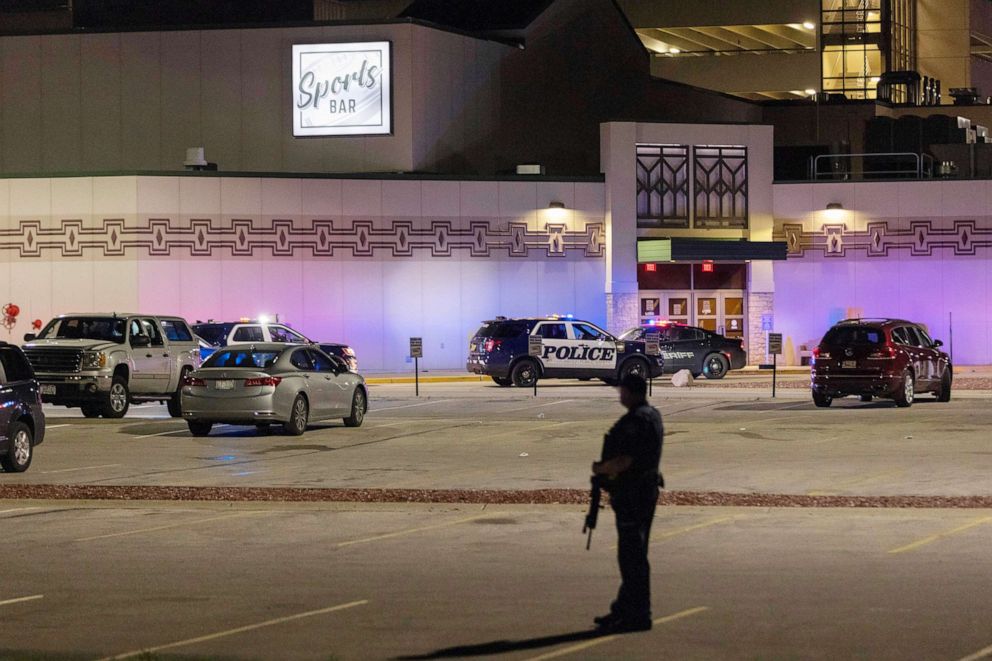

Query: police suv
<box><xmin>618</xmin><ymin>322</ymin><xmax>747</xmax><ymax>379</ymax></box>
<box><xmin>467</xmin><ymin>316</ymin><xmax>664</xmax><ymax>387</ymax></box>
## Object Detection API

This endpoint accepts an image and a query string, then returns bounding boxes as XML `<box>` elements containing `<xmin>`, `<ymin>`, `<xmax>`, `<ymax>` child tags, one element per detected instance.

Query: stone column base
<box><xmin>747</xmin><ymin>292</ymin><xmax>774</xmax><ymax>366</ymax></box>
<box><xmin>606</xmin><ymin>292</ymin><xmax>639</xmax><ymax>336</ymax></box>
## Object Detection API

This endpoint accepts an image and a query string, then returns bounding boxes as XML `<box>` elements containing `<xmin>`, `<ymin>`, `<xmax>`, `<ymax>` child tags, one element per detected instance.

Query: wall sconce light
<box><xmin>825</xmin><ymin>202</ymin><xmax>843</xmax><ymax>211</ymax></box>
<box><xmin>824</xmin><ymin>202</ymin><xmax>845</xmax><ymax>219</ymax></box>
<box><xmin>802</xmin><ymin>20</ymin><xmax>816</xmax><ymax>30</ymax></box>
<box><xmin>548</xmin><ymin>201</ymin><xmax>566</xmax><ymax>209</ymax></box>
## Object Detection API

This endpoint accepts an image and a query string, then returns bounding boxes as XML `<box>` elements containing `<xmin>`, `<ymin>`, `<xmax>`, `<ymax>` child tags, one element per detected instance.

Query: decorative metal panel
<box><xmin>636</xmin><ymin>144</ymin><xmax>689</xmax><ymax>228</ymax></box>
<box><xmin>693</xmin><ymin>145</ymin><xmax>748</xmax><ymax>228</ymax></box>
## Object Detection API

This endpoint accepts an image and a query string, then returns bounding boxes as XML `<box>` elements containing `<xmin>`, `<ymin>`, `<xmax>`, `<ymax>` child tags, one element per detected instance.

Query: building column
<box><xmin>601</xmin><ymin>122</ymin><xmax>640</xmax><ymax>335</ymax></box>
<box><xmin>607</xmin><ymin>292</ymin><xmax>639</xmax><ymax>333</ymax></box>
<box><xmin>747</xmin><ymin>260</ymin><xmax>775</xmax><ymax>365</ymax></box>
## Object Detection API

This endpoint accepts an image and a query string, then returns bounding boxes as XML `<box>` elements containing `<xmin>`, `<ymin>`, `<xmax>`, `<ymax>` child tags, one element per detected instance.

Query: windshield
<box><xmin>618</xmin><ymin>328</ymin><xmax>644</xmax><ymax>341</ymax></box>
<box><xmin>203</xmin><ymin>348</ymin><xmax>283</xmax><ymax>369</ymax></box>
<box><xmin>38</xmin><ymin>317</ymin><xmax>126</xmax><ymax>343</ymax></box>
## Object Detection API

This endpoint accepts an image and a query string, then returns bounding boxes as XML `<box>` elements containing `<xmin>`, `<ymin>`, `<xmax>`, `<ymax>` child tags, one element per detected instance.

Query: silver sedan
<box><xmin>181</xmin><ymin>343</ymin><xmax>367</xmax><ymax>436</ymax></box>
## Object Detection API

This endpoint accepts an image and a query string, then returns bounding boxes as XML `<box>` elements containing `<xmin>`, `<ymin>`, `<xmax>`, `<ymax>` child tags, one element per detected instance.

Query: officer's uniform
<box><xmin>599</xmin><ymin>401</ymin><xmax>664</xmax><ymax>625</ymax></box>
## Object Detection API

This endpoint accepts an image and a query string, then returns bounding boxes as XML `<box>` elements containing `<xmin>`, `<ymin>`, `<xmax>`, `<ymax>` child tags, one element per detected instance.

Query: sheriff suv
<box><xmin>618</xmin><ymin>322</ymin><xmax>747</xmax><ymax>379</ymax></box>
<box><xmin>810</xmin><ymin>318</ymin><xmax>952</xmax><ymax>408</ymax></box>
<box><xmin>467</xmin><ymin>316</ymin><xmax>664</xmax><ymax>387</ymax></box>
<box><xmin>23</xmin><ymin>314</ymin><xmax>201</xmax><ymax>418</ymax></box>
<box><xmin>0</xmin><ymin>342</ymin><xmax>45</xmax><ymax>472</ymax></box>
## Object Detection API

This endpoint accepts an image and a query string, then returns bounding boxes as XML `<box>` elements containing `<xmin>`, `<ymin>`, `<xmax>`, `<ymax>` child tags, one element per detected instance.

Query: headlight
<box><xmin>81</xmin><ymin>352</ymin><xmax>107</xmax><ymax>369</ymax></box>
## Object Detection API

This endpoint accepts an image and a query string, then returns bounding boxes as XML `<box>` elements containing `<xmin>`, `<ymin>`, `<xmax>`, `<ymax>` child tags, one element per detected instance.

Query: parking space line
<box><xmin>0</xmin><ymin>507</ymin><xmax>41</xmax><ymax>515</ymax></box>
<box><xmin>888</xmin><ymin>516</ymin><xmax>992</xmax><ymax>554</ymax></box>
<box><xmin>134</xmin><ymin>429</ymin><xmax>188</xmax><ymax>439</ymax></box>
<box><xmin>75</xmin><ymin>511</ymin><xmax>265</xmax><ymax>542</ymax></box>
<box><xmin>0</xmin><ymin>594</ymin><xmax>43</xmax><ymax>607</ymax></box>
<box><xmin>610</xmin><ymin>516</ymin><xmax>736</xmax><ymax>551</ymax></box>
<box><xmin>957</xmin><ymin>642</ymin><xmax>992</xmax><ymax>661</ymax></box>
<box><xmin>373</xmin><ymin>399</ymin><xmax>453</xmax><ymax>412</ymax></box>
<box><xmin>41</xmin><ymin>464</ymin><xmax>121</xmax><ymax>474</ymax></box>
<box><xmin>45</xmin><ymin>424</ymin><xmax>70</xmax><ymax>429</ymax></box>
<box><xmin>337</xmin><ymin>514</ymin><xmax>498</xmax><ymax>548</ymax></box>
<box><xmin>523</xmin><ymin>606</ymin><xmax>708</xmax><ymax>660</ymax></box>
<box><xmin>500</xmin><ymin>399</ymin><xmax>576</xmax><ymax>414</ymax></box>
<box><xmin>96</xmin><ymin>599</ymin><xmax>368</xmax><ymax>660</ymax></box>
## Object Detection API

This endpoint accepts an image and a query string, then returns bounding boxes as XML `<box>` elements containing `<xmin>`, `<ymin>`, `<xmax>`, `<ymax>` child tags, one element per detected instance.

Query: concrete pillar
<box><xmin>601</xmin><ymin>122</ymin><xmax>639</xmax><ymax>335</ymax></box>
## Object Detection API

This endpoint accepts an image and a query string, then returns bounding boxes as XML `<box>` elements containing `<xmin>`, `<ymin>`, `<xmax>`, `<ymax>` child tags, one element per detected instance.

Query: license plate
<box><xmin>842</xmin><ymin>360</ymin><xmax>857</xmax><ymax>369</ymax></box>
<box><xmin>40</xmin><ymin>384</ymin><xmax>56</xmax><ymax>395</ymax></box>
<box><xmin>214</xmin><ymin>380</ymin><xmax>235</xmax><ymax>390</ymax></box>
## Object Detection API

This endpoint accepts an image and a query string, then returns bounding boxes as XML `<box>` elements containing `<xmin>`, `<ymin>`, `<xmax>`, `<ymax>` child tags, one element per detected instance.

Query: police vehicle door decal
<box><xmin>533</xmin><ymin>322</ymin><xmax>570</xmax><ymax>370</ymax></box>
<box><xmin>568</xmin><ymin>322</ymin><xmax>617</xmax><ymax>371</ymax></box>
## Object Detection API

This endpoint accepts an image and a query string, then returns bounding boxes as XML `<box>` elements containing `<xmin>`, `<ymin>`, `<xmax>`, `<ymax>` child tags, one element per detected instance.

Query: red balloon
<box><xmin>32</xmin><ymin>319</ymin><xmax>43</xmax><ymax>330</ymax></box>
<box><xmin>7</xmin><ymin>304</ymin><xmax>19</xmax><ymax>317</ymax></box>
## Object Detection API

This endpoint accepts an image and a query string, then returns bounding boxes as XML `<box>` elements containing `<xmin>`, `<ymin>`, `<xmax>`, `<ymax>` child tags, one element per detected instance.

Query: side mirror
<box><xmin>23</xmin><ymin>333</ymin><xmax>36</xmax><ymax>342</ymax></box>
<box><xmin>933</xmin><ymin>339</ymin><xmax>943</xmax><ymax>348</ymax></box>
<box><xmin>131</xmin><ymin>335</ymin><xmax>151</xmax><ymax>348</ymax></box>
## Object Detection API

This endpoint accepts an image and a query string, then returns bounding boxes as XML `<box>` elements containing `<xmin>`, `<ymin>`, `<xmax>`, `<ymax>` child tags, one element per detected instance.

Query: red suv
<box><xmin>811</xmin><ymin>319</ymin><xmax>951</xmax><ymax>407</ymax></box>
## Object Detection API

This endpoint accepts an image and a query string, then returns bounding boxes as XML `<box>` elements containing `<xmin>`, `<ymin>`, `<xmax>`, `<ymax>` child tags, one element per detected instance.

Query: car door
<box><xmin>892</xmin><ymin>326</ymin><xmax>928</xmax><ymax>389</ymax></box>
<box><xmin>570</xmin><ymin>322</ymin><xmax>617</xmax><ymax>374</ymax></box>
<box><xmin>532</xmin><ymin>322</ymin><xmax>570</xmax><ymax>376</ymax></box>
<box><xmin>142</xmin><ymin>318</ymin><xmax>173</xmax><ymax>391</ymax></box>
<box><xmin>309</xmin><ymin>349</ymin><xmax>351</xmax><ymax>415</ymax></box>
<box><xmin>906</xmin><ymin>326</ymin><xmax>937</xmax><ymax>388</ymax></box>
<box><xmin>128</xmin><ymin>318</ymin><xmax>163</xmax><ymax>393</ymax></box>
<box><xmin>0</xmin><ymin>348</ymin><xmax>38</xmax><ymax>438</ymax></box>
<box><xmin>268</xmin><ymin>325</ymin><xmax>309</xmax><ymax>344</ymax></box>
<box><xmin>288</xmin><ymin>348</ymin><xmax>324</xmax><ymax>418</ymax></box>
<box><xmin>914</xmin><ymin>326</ymin><xmax>946</xmax><ymax>383</ymax></box>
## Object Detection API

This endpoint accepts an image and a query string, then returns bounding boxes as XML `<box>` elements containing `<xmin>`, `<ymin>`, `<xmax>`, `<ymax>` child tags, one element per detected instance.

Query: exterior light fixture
<box><xmin>826</xmin><ymin>203</ymin><xmax>843</xmax><ymax>210</ymax></box>
<box><xmin>804</xmin><ymin>88</ymin><xmax>817</xmax><ymax>96</ymax></box>
<box><xmin>548</xmin><ymin>201</ymin><xmax>565</xmax><ymax>209</ymax></box>
<box><xmin>825</xmin><ymin>202</ymin><xmax>845</xmax><ymax>219</ymax></box>
<box><xmin>669</xmin><ymin>48</ymin><xmax>680</xmax><ymax>55</ymax></box>
<box><xmin>802</xmin><ymin>21</ymin><xmax>815</xmax><ymax>30</ymax></box>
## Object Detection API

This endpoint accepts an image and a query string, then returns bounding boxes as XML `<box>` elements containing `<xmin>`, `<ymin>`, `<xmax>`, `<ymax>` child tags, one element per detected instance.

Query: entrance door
<box><xmin>640</xmin><ymin>293</ymin><xmax>690</xmax><ymax>326</ymax></box>
<box><xmin>640</xmin><ymin>290</ymin><xmax>746</xmax><ymax>339</ymax></box>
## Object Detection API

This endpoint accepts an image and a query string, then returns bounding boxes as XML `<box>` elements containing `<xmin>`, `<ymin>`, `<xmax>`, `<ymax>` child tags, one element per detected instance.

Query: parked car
<box><xmin>22</xmin><ymin>314</ymin><xmax>201</xmax><ymax>418</ymax></box>
<box><xmin>810</xmin><ymin>318</ymin><xmax>952</xmax><ymax>407</ymax></box>
<box><xmin>181</xmin><ymin>344</ymin><xmax>367</xmax><ymax>436</ymax></box>
<box><xmin>0</xmin><ymin>342</ymin><xmax>45</xmax><ymax>472</ymax></box>
<box><xmin>192</xmin><ymin>321</ymin><xmax>358</xmax><ymax>370</ymax></box>
<box><xmin>467</xmin><ymin>316</ymin><xmax>664</xmax><ymax>387</ymax></box>
<box><xmin>618</xmin><ymin>322</ymin><xmax>746</xmax><ymax>379</ymax></box>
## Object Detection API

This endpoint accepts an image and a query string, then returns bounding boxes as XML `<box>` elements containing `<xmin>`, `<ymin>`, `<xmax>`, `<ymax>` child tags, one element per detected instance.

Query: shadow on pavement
<box><xmin>395</xmin><ymin>629</ymin><xmax>608</xmax><ymax>659</ymax></box>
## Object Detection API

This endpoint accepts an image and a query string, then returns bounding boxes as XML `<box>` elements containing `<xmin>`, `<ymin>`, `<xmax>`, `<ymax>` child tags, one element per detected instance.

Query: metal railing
<box><xmin>810</xmin><ymin>152</ymin><xmax>935</xmax><ymax>180</ymax></box>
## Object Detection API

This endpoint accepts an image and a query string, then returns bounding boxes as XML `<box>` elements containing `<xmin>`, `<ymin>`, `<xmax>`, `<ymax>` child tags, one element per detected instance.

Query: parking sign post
<box><xmin>528</xmin><ymin>334</ymin><xmax>542</xmax><ymax>397</ymax></box>
<box><xmin>767</xmin><ymin>333</ymin><xmax>783</xmax><ymax>398</ymax></box>
<box><xmin>410</xmin><ymin>337</ymin><xmax>423</xmax><ymax>397</ymax></box>
<box><xmin>645</xmin><ymin>330</ymin><xmax>661</xmax><ymax>397</ymax></box>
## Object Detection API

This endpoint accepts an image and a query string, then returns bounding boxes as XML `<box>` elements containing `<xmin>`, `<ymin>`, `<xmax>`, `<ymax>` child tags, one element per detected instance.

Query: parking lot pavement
<box><xmin>2</xmin><ymin>501</ymin><xmax>992</xmax><ymax>660</ymax></box>
<box><xmin>6</xmin><ymin>380</ymin><xmax>991</xmax><ymax>498</ymax></box>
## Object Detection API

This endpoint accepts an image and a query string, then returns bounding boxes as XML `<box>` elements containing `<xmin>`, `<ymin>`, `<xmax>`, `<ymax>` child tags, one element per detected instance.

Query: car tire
<box><xmin>511</xmin><ymin>360</ymin><xmax>539</xmax><ymax>388</ymax></box>
<box><xmin>284</xmin><ymin>394</ymin><xmax>308</xmax><ymax>436</ymax></box>
<box><xmin>893</xmin><ymin>370</ymin><xmax>914</xmax><ymax>408</ymax></box>
<box><xmin>860</xmin><ymin>394</ymin><xmax>873</xmax><ymax>402</ymax></box>
<box><xmin>702</xmin><ymin>353</ymin><xmax>730</xmax><ymax>380</ymax></box>
<box><xmin>491</xmin><ymin>376</ymin><xmax>513</xmax><ymax>387</ymax></box>
<box><xmin>80</xmin><ymin>403</ymin><xmax>102</xmax><ymax>418</ymax></box>
<box><xmin>1</xmin><ymin>422</ymin><xmax>33</xmax><ymax>473</ymax></box>
<box><xmin>187</xmin><ymin>420</ymin><xmax>212</xmax><ymax>437</ymax></box>
<box><xmin>936</xmin><ymin>370</ymin><xmax>952</xmax><ymax>402</ymax></box>
<box><xmin>102</xmin><ymin>376</ymin><xmax>130</xmax><ymax>419</ymax></box>
<box><xmin>344</xmin><ymin>388</ymin><xmax>366</xmax><ymax>428</ymax></box>
<box><xmin>166</xmin><ymin>368</ymin><xmax>190</xmax><ymax>418</ymax></box>
<box><xmin>812</xmin><ymin>391</ymin><xmax>832</xmax><ymax>408</ymax></box>
<box><xmin>618</xmin><ymin>358</ymin><xmax>649</xmax><ymax>381</ymax></box>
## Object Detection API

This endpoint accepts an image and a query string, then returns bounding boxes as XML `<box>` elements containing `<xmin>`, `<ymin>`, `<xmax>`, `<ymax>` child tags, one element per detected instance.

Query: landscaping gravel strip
<box><xmin>3</xmin><ymin>485</ymin><xmax>992</xmax><ymax>508</ymax></box>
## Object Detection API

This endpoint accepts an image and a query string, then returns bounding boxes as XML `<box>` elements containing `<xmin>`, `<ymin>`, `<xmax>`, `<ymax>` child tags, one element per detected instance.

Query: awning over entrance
<box><xmin>637</xmin><ymin>238</ymin><xmax>788</xmax><ymax>263</ymax></box>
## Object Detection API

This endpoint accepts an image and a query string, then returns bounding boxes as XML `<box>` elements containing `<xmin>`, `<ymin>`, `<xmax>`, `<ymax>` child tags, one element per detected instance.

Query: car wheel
<box><xmin>167</xmin><ymin>368</ymin><xmax>190</xmax><ymax>418</ymax></box>
<box><xmin>80</xmin><ymin>403</ymin><xmax>102</xmax><ymax>418</ymax></box>
<box><xmin>893</xmin><ymin>370</ymin><xmax>914</xmax><ymax>407</ymax></box>
<box><xmin>101</xmin><ymin>376</ymin><xmax>130</xmax><ymax>419</ymax></box>
<box><xmin>344</xmin><ymin>388</ymin><xmax>367</xmax><ymax>428</ymax></box>
<box><xmin>618</xmin><ymin>358</ymin><xmax>648</xmax><ymax>381</ymax></box>
<box><xmin>511</xmin><ymin>360</ymin><xmax>539</xmax><ymax>388</ymax></box>
<box><xmin>187</xmin><ymin>420</ymin><xmax>212</xmax><ymax>437</ymax></box>
<box><xmin>1</xmin><ymin>422</ymin><xmax>33</xmax><ymax>473</ymax></box>
<box><xmin>491</xmin><ymin>376</ymin><xmax>513</xmax><ymax>387</ymax></box>
<box><xmin>284</xmin><ymin>394</ymin><xmax>309</xmax><ymax>436</ymax></box>
<box><xmin>702</xmin><ymin>353</ymin><xmax>730</xmax><ymax>380</ymax></box>
<box><xmin>860</xmin><ymin>394</ymin><xmax>873</xmax><ymax>402</ymax></box>
<box><xmin>937</xmin><ymin>370</ymin><xmax>952</xmax><ymax>402</ymax></box>
<box><xmin>812</xmin><ymin>390</ymin><xmax>832</xmax><ymax>408</ymax></box>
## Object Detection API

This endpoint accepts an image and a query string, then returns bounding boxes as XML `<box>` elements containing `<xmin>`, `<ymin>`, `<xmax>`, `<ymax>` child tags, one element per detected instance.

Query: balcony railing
<box><xmin>810</xmin><ymin>152</ymin><xmax>935</xmax><ymax>180</ymax></box>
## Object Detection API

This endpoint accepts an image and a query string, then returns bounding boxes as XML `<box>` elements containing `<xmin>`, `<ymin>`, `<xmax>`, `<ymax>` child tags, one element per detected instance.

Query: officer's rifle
<box><xmin>582</xmin><ymin>475</ymin><xmax>602</xmax><ymax>550</ymax></box>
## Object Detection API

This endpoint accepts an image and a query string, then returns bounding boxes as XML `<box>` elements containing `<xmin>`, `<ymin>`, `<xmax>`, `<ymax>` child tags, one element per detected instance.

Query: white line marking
<box><xmin>134</xmin><ymin>429</ymin><xmax>188</xmax><ymax>439</ymax></box>
<box><xmin>45</xmin><ymin>424</ymin><xmax>71</xmax><ymax>429</ymax></box>
<box><xmin>958</xmin><ymin>643</ymin><xmax>992</xmax><ymax>661</ymax></box>
<box><xmin>500</xmin><ymin>399</ymin><xmax>576</xmax><ymax>413</ymax></box>
<box><xmin>0</xmin><ymin>595</ymin><xmax>43</xmax><ymax>607</ymax></box>
<box><xmin>75</xmin><ymin>511</ymin><xmax>264</xmax><ymax>542</ymax></box>
<box><xmin>41</xmin><ymin>464</ymin><xmax>121</xmax><ymax>474</ymax></box>
<box><xmin>96</xmin><ymin>599</ymin><xmax>368</xmax><ymax>660</ymax></box>
<box><xmin>372</xmin><ymin>399</ymin><xmax>453</xmax><ymax>411</ymax></box>
<box><xmin>0</xmin><ymin>507</ymin><xmax>41</xmax><ymax>515</ymax></box>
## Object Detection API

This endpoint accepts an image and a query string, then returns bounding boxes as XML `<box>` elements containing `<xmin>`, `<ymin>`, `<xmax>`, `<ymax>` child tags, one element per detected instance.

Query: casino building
<box><xmin>1</xmin><ymin>0</ymin><xmax>990</xmax><ymax>370</ymax></box>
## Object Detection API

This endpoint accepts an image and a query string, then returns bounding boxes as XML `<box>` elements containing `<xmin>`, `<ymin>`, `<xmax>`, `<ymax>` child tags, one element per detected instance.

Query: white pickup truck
<box><xmin>22</xmin><ymin>314</ymin><xmax>201</xmax><ymax>418</ymax></box>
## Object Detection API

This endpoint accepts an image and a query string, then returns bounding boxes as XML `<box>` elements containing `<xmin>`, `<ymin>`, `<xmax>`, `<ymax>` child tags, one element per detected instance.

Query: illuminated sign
<box><xmin>701</xmin><ymin>261</ymin><xmax>714</xmax><ymax>273</ymax></box>
<box><xmin>292</xmin><ymin>41</ymin><xmax>392</xmax><ymax>136</ymax></box>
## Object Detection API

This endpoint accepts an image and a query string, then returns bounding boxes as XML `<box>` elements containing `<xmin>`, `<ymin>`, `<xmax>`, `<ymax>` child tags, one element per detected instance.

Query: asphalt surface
<box><xmin>4</xmin><ymin>380</ymin><xmax>992</xmax><ymax>660</ymax></box>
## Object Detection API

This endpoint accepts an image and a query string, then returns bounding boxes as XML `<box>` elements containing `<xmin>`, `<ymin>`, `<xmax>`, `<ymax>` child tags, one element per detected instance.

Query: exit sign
<box><xmin>701</xmin><ymin>261</ymin><xmax>714</xmax><ymax>273</ymax></box>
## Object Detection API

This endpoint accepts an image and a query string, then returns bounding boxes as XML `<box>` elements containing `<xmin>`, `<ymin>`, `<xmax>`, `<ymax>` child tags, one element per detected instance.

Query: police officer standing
<box><xmin>591</xmin><ymin>373</ymin><xmax>663</xmax><ymax>632</ymax></box>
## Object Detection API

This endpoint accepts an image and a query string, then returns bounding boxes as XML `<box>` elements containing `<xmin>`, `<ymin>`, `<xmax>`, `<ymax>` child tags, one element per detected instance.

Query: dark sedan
<box><xmin>0</xmin><ymin>342</ymin><xmax>45</xmax><ymax>472</ymax></box>
<box><xmin>619</xmin><ymin>323</ymin><xmax>747</xmax><ymax>379</ymax></box>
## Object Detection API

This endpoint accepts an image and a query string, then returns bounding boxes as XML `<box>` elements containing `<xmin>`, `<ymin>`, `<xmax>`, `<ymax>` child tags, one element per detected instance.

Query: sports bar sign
<box><xmin>292</xmin><ymin>41</ymin><xmax>392</xmax><ymax>136</ymax></box>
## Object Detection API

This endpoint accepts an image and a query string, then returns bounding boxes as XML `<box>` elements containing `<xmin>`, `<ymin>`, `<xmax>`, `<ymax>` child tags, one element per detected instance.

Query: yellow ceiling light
<box><xmin>802</xmin><ymin>21</ymin><xmax>815</xmax><ymax>30</ymax></box>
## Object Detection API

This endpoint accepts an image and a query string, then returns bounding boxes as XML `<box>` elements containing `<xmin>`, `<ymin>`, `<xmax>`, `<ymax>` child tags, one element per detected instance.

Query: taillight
<box><xmin>183</xmin><ymin>375</ymin><xmax>206</xmax><ymax>387</ymax></box>
<box><xmin>244</xmin><ymin>376</ymin><xmax>282</xmax><ymax>387</ymax></box>
<box><xmin>812</xmin><ymin>347</ymin><xmax>830</xmax><ymax>360</ymax></box>
<box><xmin>484</xmin><ymin>339</ymin><xmax>503</xmax><ymax>352</ymax></box>
<box><xmin>868</xmin><ymin>346</ymin><xmax>896</xmax><ymax>360</ymax></box>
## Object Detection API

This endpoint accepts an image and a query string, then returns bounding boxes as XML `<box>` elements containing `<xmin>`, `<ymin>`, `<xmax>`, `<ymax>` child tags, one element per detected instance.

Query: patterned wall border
<box><xmin>0</xmin><ymin>218</ymin><xmax>606</xmax><ymax>259</ymax></box>
<box><xmin>775</xmin><ymin>218</ymin><xmax>992</xmax><ymax>258</ymax></box>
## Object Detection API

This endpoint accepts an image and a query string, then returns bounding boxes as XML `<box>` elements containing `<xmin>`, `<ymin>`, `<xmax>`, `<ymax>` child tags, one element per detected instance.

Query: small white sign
<box><xmin>410</xmin><ymin>337</ymin><xmax>423</xmax><ymax>358</ymax></box>
<box><xmin>293</xmin><ymin>41</ymin><xmax>392</xmax><ymax>136</ymax></box>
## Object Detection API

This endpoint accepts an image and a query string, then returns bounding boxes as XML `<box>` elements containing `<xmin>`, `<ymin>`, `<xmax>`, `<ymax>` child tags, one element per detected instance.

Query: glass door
<box><xmin>723</xmin><ymin>296</ymin><xmax>745</xmax><ymax>339</ymax></box>
<box><xmin>695</xmin><ymin>296</ymin><xmax>718</xmax><ymax>331</ymax></box>
<box><xmin>640</xmin><ymin>292</ymin><xmax>691</xmax><ymax>326</ymax></box>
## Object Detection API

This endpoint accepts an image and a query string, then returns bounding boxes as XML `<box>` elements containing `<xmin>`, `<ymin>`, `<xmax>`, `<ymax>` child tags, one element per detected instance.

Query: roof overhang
<box><xmin>637</xmin><ymin>238</ymin><xmax>788</xmax><ymax>262</ymax></box>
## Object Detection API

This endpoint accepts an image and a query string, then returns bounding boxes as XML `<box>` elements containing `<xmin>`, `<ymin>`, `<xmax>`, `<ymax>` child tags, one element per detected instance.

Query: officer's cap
<box><xmin>618</xmin><ymin>373</ymin><xmax>647</xmax><ymax>397</ymax></box>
